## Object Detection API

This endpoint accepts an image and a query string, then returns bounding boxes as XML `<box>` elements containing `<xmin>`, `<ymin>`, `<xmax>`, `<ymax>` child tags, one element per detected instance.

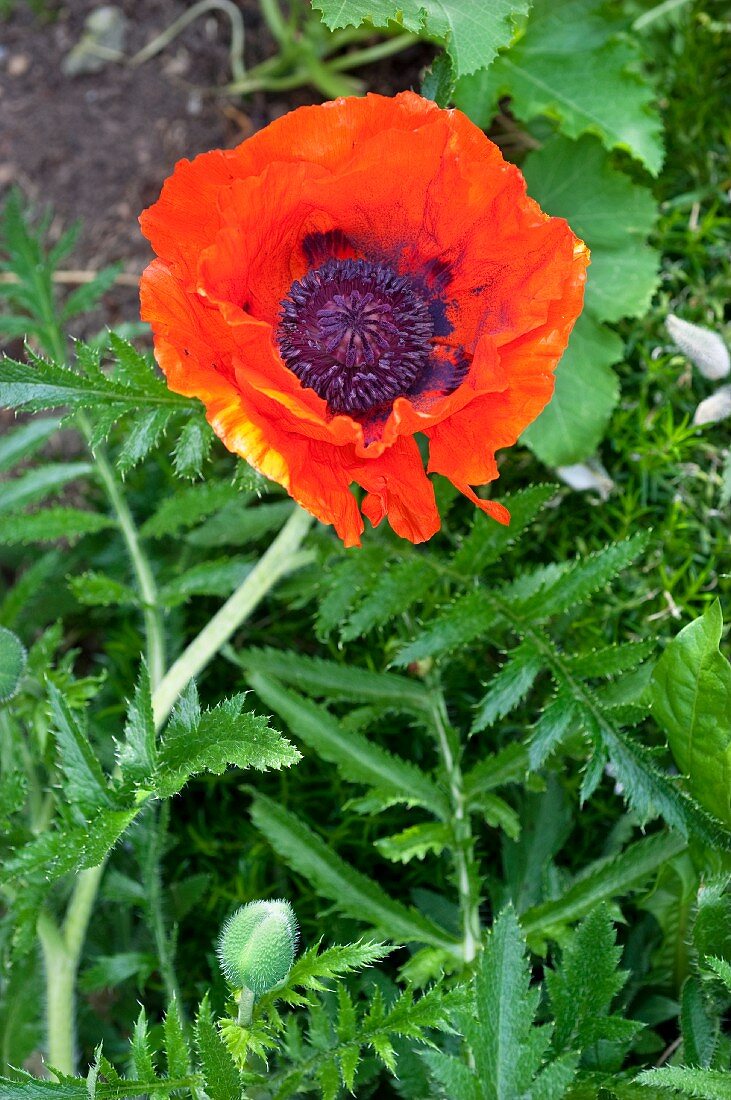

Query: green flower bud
<box><xmin>217</xmin><ymin>900</ymin><xmax>298</xmax><ymax>996</ymax></box>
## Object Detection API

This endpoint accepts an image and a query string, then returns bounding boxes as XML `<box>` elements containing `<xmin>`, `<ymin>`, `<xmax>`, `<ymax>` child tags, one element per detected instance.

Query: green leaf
<box><xmin>61</xmin><ymin>265</ymin><xmax>121</xmax><ymax>320</ymax></box>
<box><xmin>0</xmin><ymin>508</ymin><xmax>114</xmax><ymax>546</ymax></box>
<box><xmin>155</xmin><ymin>683</ymin><xmax>299</xmax><ymax>798</ymax></box>
<box><xmin>0</xmin><ymin>462</ymin><xmax>93</xmax><ymax>515</ymax></box>
<box><xmin>47</xmin><ymin>681</ymin><xmax>112</xmax><ymax>815</ymax></box>
<box><xmin>340</xmin><ymin>556</ymin><xmax>437</xmax><ymax>641</ymax></box>
<box><xmin>245</xmin><ymin>671</ymin><xmax>446</xmax><ymax>814</ymax></box>
<box><xmin>394</xmin><ymin>589</ymin><xmax>496</xmax><ymax>665</ymax></box>
<box><xmin>0</xmin><ymin>416</ymin><xmax>61</xmax><ymax>472</ymax></box>
<box><xmin>651</xmin><ymin>600</ymin><xmax>731</xmax><ymax>827</ymax></box>
<box><xmin>636</xmin><ymin>1066</ymin><xmax>731</xmax><ymax>1097</ymax></box>
<box><xmin>118</xmin><ymin>665</ymin><xmax>157</xmax><ymax>785</ymax></box>
<box><xmin>456</xmin><ymin>0</ymin><xmax>663</xmax><ymax>173</ymax></box>
<box><xmin>241</xmin><ymin>648</ymin><xmax>430</xmax><ymax>714</ymax></box>
<box><xmin>259</xmin><ymin>940</ymin><xmax>393</xmax><ymax>1008</ymax></box>
<box><xmin>463</xmin><ymin>743</ymin><xmax>528</xmax><ymax>802</ymax></box>
<box><xmin>471</xmin><ymin>641</ymin><xmax>543</xmax><ymax>733</ymax></box>
<box><xmin>67</xmin><ymin>571</ymin><xmax>138</xmax><ymax>608</ymax></box>
<box><xmin>164</xmin><ymin>999</ymin><xmax>191</xmax><ymax>1079</ymax></box>
<box><xmin>0</xmin><ymin>625</ymin><xmax>27</xmax><ymax>702</ymax></box>
<box><xmin>521</xmin><ymin>314</ymin><xmax>621</xmax><ymax>466</ymax></box>
<box><xmin>521</xmin><ymin>831</ymin><xmax>686</xmax><ymax>945</ymax></box>
<box><xmin>680</xmin><ymin>977</ymin><xmax>717</xmax><ymax>1068</ymax></box>
<box><xmin>705</xmin><ymin>956</ymin><xmax>731</xmax><ymax>994</ymax></box>
<box><xmin>250</xmin><ymin>794</ymin><xmax>459</xmax><ymax>951</ymax></box>
<box><xmin>158</xmin><ymin>558</ymin><xmax>253</xmax><ymax>607</ymax></box>
<box><xmin>172</xmin><ymin>416</ymin><xmax>214</xmax><ymax>478</ymax></box>
<box><xmin>311</xmin><ymin>0</ymin><xmax>531</xmax><ymax>78</ymax></box>
<box><xmin>116</xmin><ymin>408</ymin><xmax>172</xmax><ymax>475</ymax></box>
<box><xmin>195</xmin><ymin>995</ymin><xmax>243</xmax><ymax>1100</ymax></box>
<box><xmin>131</xmin><ymin>1008</ymin><xmax>157</xmax><ymax>1084</ymax></box>
<box><xmin>187</xmin><ymin>500</ymin><xmax>293</xmax><ymax>547</ymax></box>
<box><xmin>546</xmin><ymin>904</ymin><xmax>639</xmax><ymax>1053</ymax></box>
<box><xmin>375</xmin><ymin>823</ymin><xmax>451</xmax><ymax>863</ymax></box>
<box><xmin>453</xmin><ymin>484</ymin><xmax>555</xmax><ymax>576</ymax></box>
<box><xmin>523</xmin><ymin>137</ymin><xmax>659</xmax><ymax>324</ymax></box>
<box><xmin>140</xmin><ymin>481</ymin><xmax>240</xmax><ymax>539</ymax></box>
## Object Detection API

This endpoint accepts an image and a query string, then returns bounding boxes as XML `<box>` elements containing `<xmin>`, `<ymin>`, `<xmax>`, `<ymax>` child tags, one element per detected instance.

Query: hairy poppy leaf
<box><xmin>0</xmin><ymin>625</ymin><xmax>26</xmax><ymax>702</ymax></box>
<box><xmin>456</xmin><ymin>0</ymin><xmax>663</xmax><ymax>173</ymax></box>
<box><xmin>0</xmin><ymin>508</ymin><xmax>114</xmax><ymax>546</ymax></box>
<box><xmin>0</xmin><ymin>416</ymin><xmax>61</xmax><ymax>472</ymax></box>
<box><xmin>651</xmin><ymin>600</ymin><xmax>731</xmax><ymax>828</ymax></box>
<box><xmin>312</xmin><ymin>0</ymin><xmax>530</xmax><ymax>78</ymax></box>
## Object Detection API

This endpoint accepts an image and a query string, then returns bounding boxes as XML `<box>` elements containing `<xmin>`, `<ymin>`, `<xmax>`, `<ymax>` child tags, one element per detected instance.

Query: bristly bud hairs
<box><xmin>217</xmin><ymin>899</ymin><xmax>299</xmax><ymax>1023</ymax></box>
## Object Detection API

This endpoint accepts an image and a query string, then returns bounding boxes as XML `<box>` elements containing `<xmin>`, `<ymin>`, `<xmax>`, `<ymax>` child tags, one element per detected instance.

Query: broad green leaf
<box><xmin>521</xmin><ymin>314</ymin><xmax>621</xmax><ymax>466</ymax></box>
<box><xmin>523</xmin><ymin>137</ymin><xmax>659</xmax><ymax>324</ymax></box>
<box><xmin>456</xmin><ymin>0</ymin><xmax>663</xmax><ymax>173</ymax></box>
<box><xmin>311</xmin><ymin>0</ymin><xmax>531</xmax><ymax>78</ymax></box>
<box><xmin>651</xmin><ymin>600</ymin><xmax>731</xmax><ymax>827</ymax></box>
<box><xmin>156</xmin><ymin>684</ymin><xmax>299</xmax><ymax>798</ymax></box>
<box><xmin>0</xmin><ymin>508</ymin><xmax>114</xmax><ymax>546</ymax></box>
<box><xmin>47</xmin><ymin>682</ymin><xmax>112</xmax><ymax>815</ymax></box>
<box><xmin>250</xmin><ymin>794</ymin><xmax>459</xmax><ymax>951</ymax></box>
<box><xmin>680</xmin><ymin>977</ymin><xmax>717</xmax><ymax>1069</ymax></box>
<box><xmin>245</xmin><ymin>671</ymin><xmax>446</xmax><ymax>814</ymax></box>
<box><xmin>0</xmin><ymin>625</ymin><xmax>27</xmax><ymax>702</ymax></box>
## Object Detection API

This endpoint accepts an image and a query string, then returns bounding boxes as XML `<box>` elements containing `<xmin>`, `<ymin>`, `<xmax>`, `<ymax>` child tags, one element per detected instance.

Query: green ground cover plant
<box><xmin>0</xmin><ymin>1</ymin><xmax>730</xmax><ymax>1098</ymax></box>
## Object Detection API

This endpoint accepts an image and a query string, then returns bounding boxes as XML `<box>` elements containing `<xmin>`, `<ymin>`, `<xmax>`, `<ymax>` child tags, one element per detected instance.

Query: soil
<box><xmin>0</xmin><ymin>0</ymin><xmax>430</xmax><ymax>333</ymax></box>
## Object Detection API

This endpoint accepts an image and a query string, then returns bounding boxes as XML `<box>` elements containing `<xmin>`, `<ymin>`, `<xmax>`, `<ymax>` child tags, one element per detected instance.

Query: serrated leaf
<box><xmin>651</xmin><ymin>600</ymin><xmax>731</xmax><ymax>827</ymax></box>
<box><xmin>529</xmin><ymin>692</ymin><xmax>580</xmax><ymax>770</ymax></box>
<box><xmin>116</xmin><ymin>408</ymin><xmax>172</xmax><ymax>474</ymax></box>
<box><xmin>195</xmin><ymin>995</ymin><xmax>242</xmax><ymax>1100</ymax></box>
<box><xmin>521</xmin><ymin>832</ymin><xmax>686</xmax><ymax>945</ymax></box>
<box><xmin>67</xmin><ymin>570</ymin><xmax>138</xmax><ymax>608</ymax></box>
<box><xmin>118</xmin><ymin>664</ymin><xmax>157</xmax><ymax>784</ymax></box>
<box><xmin>250</xmin><ymin>794</ymin><xmax>459</xmax><ymax>951</ymax></box>
<box><xmin>636</xmin><ymin>1066</ymin><xmax>731</xmax><ymax>1097</ymax></box>
<box><xmin>705</xmin><ymin>956</ymin><xmax>731</xmax><ymax>994</ymax></box>
<box><xmin>61</xmin><ymin>265</ymin><xmax>121</xmax><ymax>320</ymax></box>
<box><xmin>47</xmin><ymin>681</ymin><xmax>112</xmax><ymax>815</ymax></box>
<box><xmin>456</xmin><ymin>0</ymin><xmax>663</xmax><ymax>173</ymax></box>
<box><xmin>0</xmin><ymin>625</ymin><xmax>27</xmax><ymax>702</ymax></box>
<box><xmin>187</xmin><ymin>500</ymin><xmax>293</xmax><ymax>548</ymax></box>
<box><xmin>172</xmin><ymin>415</ymin><xmax>214</xmax><ymax>478</ymax></box>
<box><xmin>680</xmin><ymin>977</ymin><xmax>717</xmax><ymax>1068</ymax></box>
<box><xmin>394</xmin><ymin>589</ymin><xmax>496</xmax><ymax>665</ymax></box>
<box><xmin>0</xmin><ymin>507</ymin><xmax>114</xmax><ymax>546</ymax></box>
<box><xmin>241</xmin><ymin>648</ymin><xmax>430</xmax><ymax>714</ymax></box>
<box><xmin>155</xmin><ymin>683</ymin><xmax>299</xmax><ymax>797</ymax></box>
<box><xmin>376</xmin><ymin>823</ymin><xmax>451</xmax><ymax>863</ymax></box>
<box><xmin>546</xmin><ymin>904</ymin><xmax>637</xmax><ymax>1053</ymax></box>
<box><xmin>131</xmin><ymin>1008</ymin><xmax>157</xmax><ymax>1084</ymax></box>
<box><xmin>159</xmin><ymin>557</ymin><xmax>253</xmax><ymax>607</ymax></box>
<box><xmin>164</xmin><ymin>999</ymin><xmax>190</xmax><ymax>1079</ymax></box>
<box><xmin>341</xmin><ymin>556</ymin><xmax>436</xmax><ymax>641</ymax></box>
<box><xmin>569</xmin><ymin>640</ymin><xmax>655</xmax><ymax>679</ymax></box>
<box><xmin>471</xmin><ymin>641</ymin><xmax>543</xmax><ymax>733</ymax></box>
<box><xmin>141</xmin><ymin>480</ymin><xmax>240</xmax><ymax>539</ymax></box>
<box><xmin>246</xmin><ymin>671</ymin><xmax>445</xmax><ymax>814</ymax></box>
<box><xmin>453</xmin><ymin>484</ymin><xmax>556</xmax><ymax>576</ymax></box>
<box><xmin>312</xmin><ymin>0</ymin><xmax>531</xmax><ymax>78</ymax></box>
<box><xmin>463</xmin><ymin>743</ymin><xmax>528</xmax><ymax>802</ymax></box>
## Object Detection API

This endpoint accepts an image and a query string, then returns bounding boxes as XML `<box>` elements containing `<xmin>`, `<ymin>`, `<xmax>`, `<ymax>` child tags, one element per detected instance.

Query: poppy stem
<box><xmin>427</xmin><ymin>680</ymin><xmax>481</xmax><ymax>965</ymax></box>
<box><xmin>152</xmin><ymin>506</ymin><xmax>314</xmax><ymax>728</ymax></box>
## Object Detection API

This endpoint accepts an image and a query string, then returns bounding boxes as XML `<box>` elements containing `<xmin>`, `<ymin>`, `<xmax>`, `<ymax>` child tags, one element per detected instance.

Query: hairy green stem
<box><xmin>237</xmin><ymin>986</ymin><xmax>255</xmax><ymax>1026</ymax></box>
<box><xmin>152</xmin><ymin>506</ymin><xmax>314</xmax><ymax>727</ymax></box>
<box><xmin>428</xmin><ymin>684</ymin><xmax>481</xmax><ymax>965</ymax></box>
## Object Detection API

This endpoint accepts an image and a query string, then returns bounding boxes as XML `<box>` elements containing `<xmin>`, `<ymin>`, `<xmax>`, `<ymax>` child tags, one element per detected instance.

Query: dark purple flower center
<box><xmin>277</xmin><ymin>258</ymin><xmax>434</xmax><ymax>416</ymax></box>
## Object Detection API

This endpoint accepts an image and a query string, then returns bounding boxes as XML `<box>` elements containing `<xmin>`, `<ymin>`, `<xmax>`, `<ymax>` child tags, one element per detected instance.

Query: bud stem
<box><xmin>237</xmin><ymin>986</ymin><xmax>255</xmax><ymax>1026</ymax></box>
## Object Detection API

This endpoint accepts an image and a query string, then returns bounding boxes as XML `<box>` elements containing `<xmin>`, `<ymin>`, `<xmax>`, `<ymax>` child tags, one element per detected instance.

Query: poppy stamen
<box><xmin>278</xmin><ymin>258</ymin><xmax>434</xmax><ymax>416</ymax></box>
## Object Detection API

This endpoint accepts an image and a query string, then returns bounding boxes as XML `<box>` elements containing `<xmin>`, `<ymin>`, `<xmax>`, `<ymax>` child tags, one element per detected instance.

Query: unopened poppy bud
<box><xmin>216</xmin><ymin>900</ymin><xmax>298</xmax><ymax>996</ymax></box>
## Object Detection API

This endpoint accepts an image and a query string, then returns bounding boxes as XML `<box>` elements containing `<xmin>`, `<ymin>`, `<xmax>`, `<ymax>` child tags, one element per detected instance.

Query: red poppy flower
<box><xmin>140</xmin><ymin>92</ymin><xmax>588</xmax><ymax>547</ymax></box>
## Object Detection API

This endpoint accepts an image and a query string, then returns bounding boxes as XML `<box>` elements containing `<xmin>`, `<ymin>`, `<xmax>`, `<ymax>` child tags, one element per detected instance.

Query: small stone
<box><xmin>62</xmin><ymin>6</ymin><xmax>128</xmax><ymax>76</ymax></box>
<box><xmin>7</xmin><ymin>54</ymin><xmax>30</xmax><ymax>77</ymax></box>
